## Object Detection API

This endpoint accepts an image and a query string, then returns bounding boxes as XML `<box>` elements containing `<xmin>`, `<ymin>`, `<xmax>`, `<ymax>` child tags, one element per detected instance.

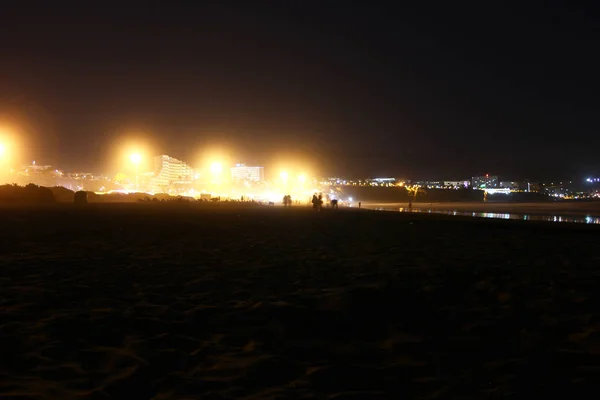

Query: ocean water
<box><xmin>371</xmin><ymin>206</ymin><xmax>600</xmax><ymax>225</ymax></box>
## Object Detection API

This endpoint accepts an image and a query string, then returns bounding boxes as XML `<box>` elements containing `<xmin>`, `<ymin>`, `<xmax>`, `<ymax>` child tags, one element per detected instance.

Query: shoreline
<box><xmin>362</xmin><ymin>201</ymin><xmax>600</xmax><ymax>217</ymax></box>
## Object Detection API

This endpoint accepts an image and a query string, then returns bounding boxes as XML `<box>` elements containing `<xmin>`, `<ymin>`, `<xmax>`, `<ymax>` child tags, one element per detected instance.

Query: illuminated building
<box><xmin>543</xmin><ymin>180</ymin><xmax>577</xmax><ymax>198</ymax></box>
<box><xmin>20</xmin><ymin>161</ymin><xmax>54</xmax><ymax>175</ymax></box>
<box><xmin>320</xmin><ymin>177</ymin><xmax>399</xmax><ymax>187</ymax></box>
<box><xmin>65</xmin><ymin>172</ymin><xmax>92</xmax><ymax>179</ymax></box>
<box><xmin>444</xmin><ymin>181</ymin><xmax>470</xmax><ymax>188</ymax></box>
<box><xmin>500</xmin><ymin>181</ymin><xmax>520</xmax><ymax>189</ymax></box>
<box><xmin>545</xmin><ymin>185</ymin><xmax>573</xmax><ymax>198</ymax></box>
<box><xmin>365</xmin><ymin>177</ymin><xmax>396</xmax><ymax>187</ymax></box>
<box><xmin>370</xmin><ymin>177</ymin><xmax>396</xmax><ymax>183</ymax></box>
<box><xmin>413</xmin><ymin>180</ymin><xmax>443</xmax><ymax>188</ymax></box>
<box><xmin>472</xmin><ymin>174</ymin><xmax>499</xmax><ymax>189</ymax></box>
<box><xmin>150</xmin><ymin>155</ymin><xmax>195</xmax><ymax>193</ymax></box>
<box><xmin>230</xmin><ymin>164</ymin><xmax>264</xmax><ymax>182</ymax></box>
<box><xmin>16</xmin><ymin>161</ymin><xmax>62</xmax><ymax>186</ymax></box>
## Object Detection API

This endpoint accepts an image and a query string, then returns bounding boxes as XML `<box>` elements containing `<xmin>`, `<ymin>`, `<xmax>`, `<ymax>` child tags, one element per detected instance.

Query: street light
<box><xmin>130</xmin><ymin>153</ymin><xmax>141</xmax><ymax>190</ymax></box>
<box><xmin>0</xmin><ymin>142</ymin><xmax>9</xmax><ymax>176</ymax></box>
<box><xmin>280</xmin><ymin>170</ymin><xmax>289</xmax><ymax>184</ymax></box>
<box><xmin>0</xmin><ymin>143</ymin><xmax>6</xmax><ymax>177</ymax></box>
<box><xmin>210</xmin><ymin>162</ymin><xmax>223</xmax><ymax>175</ymax></box>
<box><xmin>0</xmin><ymin>128</ymin><xmax>24</xmax><ymax>179</ymax></box>
<box><xmin>210</xmin><ymin>162</ymin><xmax>223</xmax><ymax>184</ymax></box>
<box><xmin>130</xmin><ymin>153</ymin><xmax>141</xmax><ymax>165</ymax></box>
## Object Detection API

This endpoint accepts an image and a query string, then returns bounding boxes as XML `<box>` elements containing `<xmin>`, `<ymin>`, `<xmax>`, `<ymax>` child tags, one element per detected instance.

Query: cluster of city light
<box><xmin>1</xmin><ymin>132</ymin><xmax>351</xmax><ymax>205</ymax></box>
<box><xmin>0</xmin><ymin>128</ymin><xmax>352</xmax><ymax>205</ymax></box>
<box><xmin>0</xmin><ymin>128</ymin><xmax>318</xmax><ymax>202</ymax></box>
<box><xmin>98</xmin><ymin>141</ymin><xmax>321</xmax><ymax>203</ymax></box>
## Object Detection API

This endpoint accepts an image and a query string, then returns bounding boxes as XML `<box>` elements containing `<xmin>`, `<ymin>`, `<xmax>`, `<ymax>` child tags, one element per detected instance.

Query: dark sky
<box><xmin>1</xmin><ymin>1</ymin><xmax>599</xmax><ymax>179</ymax></box>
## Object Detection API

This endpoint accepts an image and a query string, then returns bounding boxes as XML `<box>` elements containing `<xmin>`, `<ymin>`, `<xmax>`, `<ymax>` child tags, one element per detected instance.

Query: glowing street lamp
<box><xmin>0</xmin><ymin>143</ymin><xmax>6</xmax><ymax>175</ymax></box>
<box><xmin>210</xmin><ymin>162</ymin><xmax>224</xmax><ymax>184</ymax></box>
<box><xmin>130</xmin><ymin>153</ymin><xmax>142</xmax><ymax>190</ymax></box>
<box><xmin>0</xmin><ymin>127</ymin><xmax>23</xmax><ymax>177</ymax></box>
<box><xmin>130</xmin><ymin>153</ymin><xmax>142</xmax><ymax>165</ymax></box>
<box><xmin>210</xmin><ymin>162</ymin><xmax>223</xmax><ymax>175</ymax></box>
<box><xmin>280</xmin><ymin>170</ymin><xmax>289</xmax><ymax>184</ymax></box>
<box><xmin>0</xmin><ymin>141</ymin><xmax>10</xmax><ymax>173</ymax></box>
<box><xmin>0</xmin><ymin>143</ymin><xmax>6</xmax><ymax>169</ymax></box>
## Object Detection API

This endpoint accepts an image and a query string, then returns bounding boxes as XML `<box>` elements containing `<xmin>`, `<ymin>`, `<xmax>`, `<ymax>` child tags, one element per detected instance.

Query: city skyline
<box><xmin>5</xmin><ymin>152</ymin><xmax>600</xmax><ymax>188</ymax></box>
<box><xmin>4</xmin><ymin>147</ymin><xmax>600</xmax><ymax>203</ymax></box>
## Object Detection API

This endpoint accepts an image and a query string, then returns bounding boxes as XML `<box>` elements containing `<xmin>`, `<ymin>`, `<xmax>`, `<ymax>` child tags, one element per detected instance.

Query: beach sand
<box><xmin>1</xmin><ymin>204</ymin><xmax>600</xmax><ymax>399</ymax></box>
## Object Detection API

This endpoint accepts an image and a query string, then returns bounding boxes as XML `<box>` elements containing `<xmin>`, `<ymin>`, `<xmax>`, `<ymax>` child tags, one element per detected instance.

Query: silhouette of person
<box><xmin>312</xmin><ymin>194</ymin><xmax>318</xmax><ymax>209</ymax></box>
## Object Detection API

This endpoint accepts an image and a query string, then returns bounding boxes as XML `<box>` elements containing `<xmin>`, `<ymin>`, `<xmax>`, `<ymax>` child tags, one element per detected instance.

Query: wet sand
<box><xmin>2</xmin><ymin>204</ymin><xmax>600</xmax><ymax>398</ymax></box>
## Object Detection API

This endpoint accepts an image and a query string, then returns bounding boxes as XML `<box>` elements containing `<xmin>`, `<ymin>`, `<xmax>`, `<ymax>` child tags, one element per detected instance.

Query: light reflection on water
<box><xmin>385</xmin><ymin>207</ymin><xmax>600</xmax><ymax>225</ymax></box>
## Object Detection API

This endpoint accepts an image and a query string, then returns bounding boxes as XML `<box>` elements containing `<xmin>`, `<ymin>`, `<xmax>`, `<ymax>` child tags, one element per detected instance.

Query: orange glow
<box><xmin>197</xmin><ymin>147</ymin><xmax>232</xmax><ymax>171</ymax></box>
<box><xmin>105</xmin><ymin>134</ymin><xmax>157</xmax><ymax>178</ymax></box>
<box><xmin>195</xmin><ymin>145</ymin><xmax>235</xmax><ymax>190</ymax></box>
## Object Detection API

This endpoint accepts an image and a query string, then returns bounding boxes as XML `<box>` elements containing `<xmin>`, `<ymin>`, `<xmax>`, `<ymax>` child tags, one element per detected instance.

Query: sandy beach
<box><xmin>2</xmin><ymin>204</ymin><xmax>600</xmax><ymax>399</ymax></box>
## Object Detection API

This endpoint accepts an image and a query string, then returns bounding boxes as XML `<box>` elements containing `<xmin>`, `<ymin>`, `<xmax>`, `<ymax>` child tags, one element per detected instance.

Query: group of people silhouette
<box><xmin>281</xmin><ymin>193</ymin><xmax>354</xmax><ymax>210</ymax></box>
<box><xmin>311</xmin><ymin>193</ymin><xmax>342</xmax><ymax>210</ymax></box>
<box><xmin>311</xmin><ymin>193</ymin><xmax>323</xmax><ymax>210</ymax></box>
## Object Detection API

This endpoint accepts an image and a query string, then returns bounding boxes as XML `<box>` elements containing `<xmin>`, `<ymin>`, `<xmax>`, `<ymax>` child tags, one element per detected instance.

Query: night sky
<box><xmin>1</xmin><ymin>1</ymin><xmax>598</xmax><ymax>180</ymax></box>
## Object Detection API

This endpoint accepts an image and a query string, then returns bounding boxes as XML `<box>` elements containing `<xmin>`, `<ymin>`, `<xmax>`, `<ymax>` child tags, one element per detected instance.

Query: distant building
<box><xmin>542</xmin><ymin>180</ymin><xmax>578</xmax><ymax>198</ymax></box>
<box><xmin>150</xmin><ymin>155</ymin><xmax>195</xmax><ymax>193</ymax></box>
<box><xmin>444</xmin><ymin>180</ymin><xmax>470</xmax><ymax>189</ymax></box>
<box><xmin>370</xmin><ymin>177</ymin><xmax>396</xmax><ymax>183</ymax></box>
<box><xmin>16</xmin><ymin>162</ymin><xmax>62</xmax><ymax>186</ymax></box>
<box><xmin>545</xmin><ymin>185</ymin><xmax>573</xmax><ymax>198</ymax></box>
<box><xmin>526</xmin><ymin>181</ymin><xmax>541</xmax><ymax>193</ymax></box>
<box><xmin>230</xmin><ymin>164</ymin><xmax>264</xmax><ymax>182</ymax></box>
<box><xmin>65</xmin><ymin>172</ymin><xmax>92</xmax><ymax>180</ymax></box>
<box><xmin>413</xmin><ymin>180</ymin><xmax>443</xmax><ymax>188</ymax></box>
<box><xmin>472</xmin><ymin>174</ymin><xmax>499</xmax><ymax>189</ymax></box>
<box><xmin>500</xmin><ymin>181</ymin><xmax>520</xmax><ymax>190</ymax></box>
<box><xmin>20</xmin><ymin>162</ymin><xmax>54</xmax><ymax>175</ymax></box>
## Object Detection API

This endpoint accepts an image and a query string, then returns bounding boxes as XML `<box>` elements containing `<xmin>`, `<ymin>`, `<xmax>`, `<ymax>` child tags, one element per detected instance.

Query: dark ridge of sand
<box><xmin>1</xmin><ymin>205</ymin><xmax>600</xmax><ymax>399</ymax></box>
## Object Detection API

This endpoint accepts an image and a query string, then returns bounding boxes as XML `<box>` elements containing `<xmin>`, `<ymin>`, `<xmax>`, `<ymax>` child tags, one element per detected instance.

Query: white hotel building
<box><xmin>150</xmin><ymin>155</ymin><xmax>195</xmax><ymax>193</ymax></box>
<box><xmin>230</xmin><ymin>164</ymin><xmax>264</xmax><ymax>182</ymax></box>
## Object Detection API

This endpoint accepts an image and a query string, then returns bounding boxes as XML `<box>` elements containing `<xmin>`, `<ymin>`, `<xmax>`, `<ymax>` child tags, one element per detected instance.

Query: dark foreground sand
<box><xmin>2</xmin><ymin>204</ymin><xmax>600</xmax><ymax>399</ymax></box>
